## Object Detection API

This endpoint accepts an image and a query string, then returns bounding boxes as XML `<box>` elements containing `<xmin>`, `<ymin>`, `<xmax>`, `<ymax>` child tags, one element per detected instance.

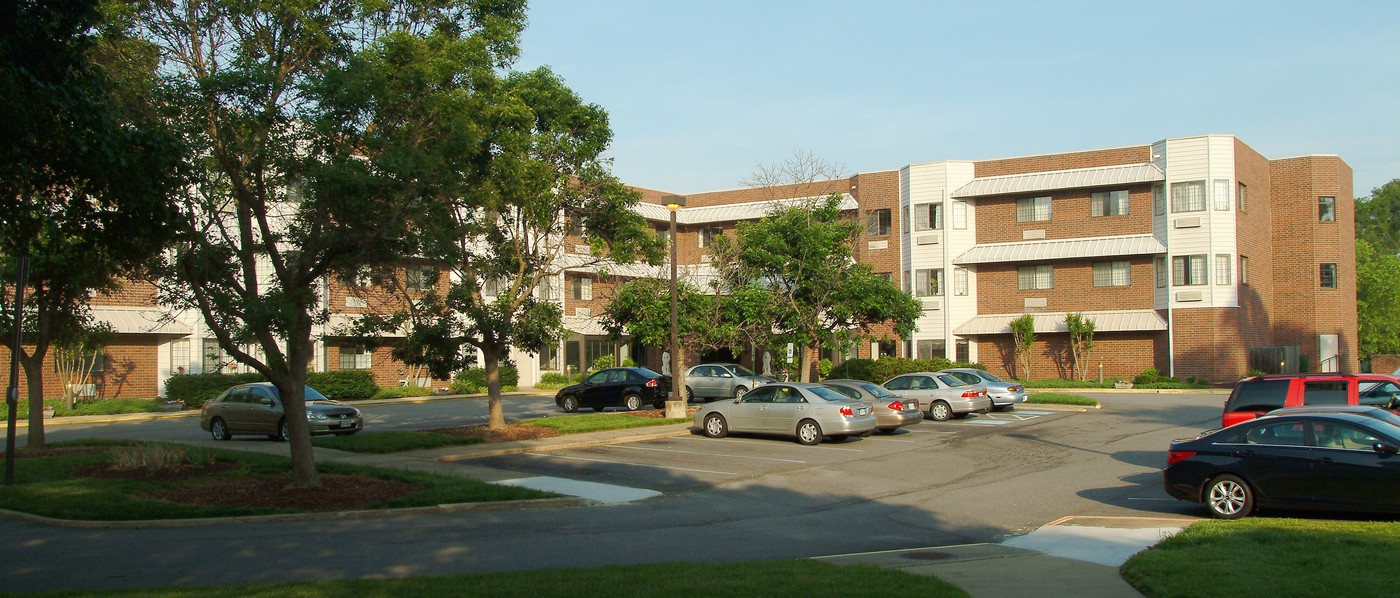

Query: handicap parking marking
<box><xmin>957</xmin><ymin>419</ymin><xmax>1013</xmax><ymax>425</ymax></box>
<box><xmin>527</xmin><ymin>452</ymin><xmax>737</xmax><ymax>476</ymax></box>
<box><xmin>1012</xmin><ymin>410</ymin><xmax>1055</xmax><ymax>415</ymax></box>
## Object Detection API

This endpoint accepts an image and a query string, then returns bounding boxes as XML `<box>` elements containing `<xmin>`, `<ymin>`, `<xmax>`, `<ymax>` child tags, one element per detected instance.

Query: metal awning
<box><xmin>952</xmin><ymin>234</ymin><xmax>1166</xmax><ymax>265</ymax></box>
<box><xmin>633</xmin><ymin>194</ymin><xmax>858</xmax><ymax>225</ymax></box>
<box><xmin>954</xmin><ymin>309</ymin><xmax>1168</xmax><ymax>335</ymax></box>
<box><xmin>562</xmin><ymin>315</ymin><xmax>609</xmax><ymax>336</ymax></box>
<box><xmin>90</xmin><ymin>307</ymin><xmax>191</xmax><ymax>335</ymax></box>
<box><xmin>951</xmin><ymin>163</ymin><xmax>1164</xmax><ymax>198</ymax></box>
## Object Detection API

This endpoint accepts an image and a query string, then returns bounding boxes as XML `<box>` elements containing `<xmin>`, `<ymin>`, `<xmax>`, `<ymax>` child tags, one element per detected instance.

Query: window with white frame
<box><xmin>539</xmin><ymin>344</ymin><xmax>560</xmax><ymax>371</ymax></box>
<box><xmin>406</xmin><ymin>266</ymin><xmax>436</xmax><ymax>291</ymax></box>
<box><xmin>1017</xmin><ymin>265</ymin><xmax>1053</xmax><ymax>290</ymax></box>
<box><xmin>1173</xmin><ymin>255</ymin><xmax>1208</xmax><ymax>286</ymax></box>
<box><xmin>202</xmin><ymin>339</ymin><xmax>230</xmax><ymax>374</ymax></box>
<box><xmin>1215</xmin><ymin>254</ymin><xmax>1232</xmax><ymax>285</ymax></box>
<box><xmin>1016</xmin><ymin>196</ymin><xmax>1051</xmax><ymax>222</ymax></box>
<box><xmin>1155</xmin><ymin>256</ymin><xmax>1167</xmax><ymax>288</ymax></box>
<box><xmin>1319</xmin><ymin>196</ymin><xmax>1336</xmax><ymax>222</ymax></box>
<box><xmin>914</xmin><ymin>203</ymin><xmax>943</xmax><ymax>230</ymax></box>
<box><xmin>1240</xmin><ymin>255</ymin><xmax>1249</xmax><ymax>284</ymax></box>
<box><xmin>866</xmin><ymin>210</ymin><xmax>891</xmax><ymax>236</ymax></box>
<box><xmin>1238</xmin><ymin>183</ymin><xmax>1247</xmax><ymax>212</ymax></box>
<box><xmin>1171</xmin><ymin>181</ymin><xmax>1206</xmax><ymax>212</ymax></box>
<box><xmin>916</xmin><ymin>339</ymin><xmax>945</xmax><ymax>360</ymax></box>
<box><xmin>1320</xmin><ymin>263</ymin><xmax>1338</xmax><ymax>288</ymax></box>
<box><xmin>571</xmin><ymin>276</ymin><xmax>592</xmax><ymax>300</ymax></box>
<box><xmin>1092</xmin><ymin>261</ymin><xmax>1131</xmax><ymax>287</ymax></box>
<box><xmin>536</xmin><ymin>275</ymin><xmax>559</xmax><ymax>301</ymax></box>
<box><xmin>339</xmin><ymin>345</ymin><xmax>371</xmax><ymax>370</ymax></box>
<box><xmin>699</xmin><ymin>226</ymin><xmax>723</xmax><ymax>248</ymax></box>
<box><xmin>954</xmin><ymin>267</ymin><xmax>968</xmax><ymax>296</ymax></box>
<box><xmin>1091</xmin><ymin>190</ymin><xmax>1129</xmax><ymax>217</ymax></box>
<box><xmin>169</xmin><ymin>339</ymin><xmax>190</xmax><ymax>373</ymax></box>
<box><xmin>952</xmin><ymin>201</ymin><xmax>967</xmax><ymax>229</ymax></box>
<box><xmin>1153</xmin><ymin>184</ymin><xmax>1165</xmax><ymax>216</ymax></box>
<box><xmin>914</xmin><ymin>268</ymin><xmax>944</xmax><ymax>296</ymax></box>
<box><xmin>1214</xmin><ymin>179</ymin><xmax>1231</xmax><ymax>211</ymax></box>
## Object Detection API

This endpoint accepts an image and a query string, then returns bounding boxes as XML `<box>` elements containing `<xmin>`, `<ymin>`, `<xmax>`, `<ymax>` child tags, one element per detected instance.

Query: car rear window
<box><xmin>1225</xmin><ymin>379</ymin><xmax>1291</xmax><ymax>413</ymax></box>
<box><xmin>1302</xmin><ymin>381</ymin><xmax>1348</xmax><ymax>406</ymax></box>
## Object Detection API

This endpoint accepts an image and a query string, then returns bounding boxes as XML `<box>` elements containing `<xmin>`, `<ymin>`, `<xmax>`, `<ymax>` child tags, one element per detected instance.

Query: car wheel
<box><xmin>703</xmin><ymin>413</ymin><xmax>728</xmax><ymax>438</ymax></box>
<box><xmin>1206</xmin><ymin>474</ymin><xmax>1254</xmax><ymax>519</ymax></box>
<box><xmin>275</xmin><ymin>419</ymin><xmax>289</xmax><ymax>442</ymax></box>
<box><xmin>685</xmin><ymin>386</ymin><xmax>696</xmax><ymax>403</ymax></box>
<box><xmin>796</xmin><ymin>419</ymin><xmax>822</xmax><ymax>445</ymax></box>
<box><xmin>624</xmin><ymin>394</ymin><xmax>642</xmax><ymax>411</ymax></box>
<box><xmin>733</xmin><ymin>386</ymin><xmax>748</xmax><ymax>399</ymax></box>
<box><xmin>210</xmin><ymin>417</ymin><xmax>231</xmax><ymax>441</ymax></box>
<box><xmin>929</xmin><ymin>401</ymin><xmax>952</xmax><ymax>421</ymax></box>
<box><xmin>561</xmin><ymin>395</ymin><xmax>579</xmax><ymax>413</ymax></box>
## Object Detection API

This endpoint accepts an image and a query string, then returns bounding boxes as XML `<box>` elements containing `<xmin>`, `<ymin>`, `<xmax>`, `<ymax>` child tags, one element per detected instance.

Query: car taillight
<box><xmin>1167</xmin><ymin>450</ymin><xmax>1196</xmax><ymax>465</ymax></box>
<box><xmin>962</xmin><ymin>390</ymin><xmax>980</xmax><ymax>398</ymax></box>
<box><xmin>839</xmin><ymin>406</ymin><xmax>854</xmax><ymax>417</ymax></box>
<box><xmin>1009</xmin><ymin>386</ymin><xmax>1022</xmax><ymax>392</ymax></box>
<box><xmin>887</xmin><ymin>401</ymin><xmax>904</xmax><ymax>411</ymax></box>
<box><xmin>646</xmin><ymin>379</ymin><xmax>658</xmax><ymax>388</ymax></box>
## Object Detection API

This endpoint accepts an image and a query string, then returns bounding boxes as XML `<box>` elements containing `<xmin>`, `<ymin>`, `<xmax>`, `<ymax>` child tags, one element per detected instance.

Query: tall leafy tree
<box><xmin>133</xmin><ymin>0</ymin><xmax>527</xmax><ymax>486</ymax></box>
<box><xmin>710</xmin><ymin>195</ymin><xmax>921</xmax><ymax>382</ymax></box>
<box><xmin>1357</xmin><ymin>239</ymin><xmax>1400</xmax><ymax>356</ymax></box>
<box><xmin>1356</xmin><ymin>179</ymin><xmax>1400</xmax><ymax>257</ymax></box>
<box><xmin>0</xmin><ymin>0</ymin><xmax>184</xmax><ymax>448</ymax></box>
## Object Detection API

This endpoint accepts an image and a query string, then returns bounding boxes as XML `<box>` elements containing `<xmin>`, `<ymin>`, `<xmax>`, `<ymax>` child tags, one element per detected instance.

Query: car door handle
<box><xmin>1233</xmin><ymin>450</ymin><xmax>1255</xmax><ymax>457</ymax></box>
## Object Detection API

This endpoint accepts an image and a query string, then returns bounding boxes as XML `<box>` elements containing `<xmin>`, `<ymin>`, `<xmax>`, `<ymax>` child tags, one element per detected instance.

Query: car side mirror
<box><xmin>1374</xmin><ymin>442</ymin><xmax>1399</xmax><ymax>455</ymax></box>
<box><xmin>721</xmin><ymin>373</ymin><xmax>732</xmax><ymax>378</ymax></box>
<box><xmin>260</xmin><ymin>398</ymin><xmax>274</xmax><ymax>406</ymax></box>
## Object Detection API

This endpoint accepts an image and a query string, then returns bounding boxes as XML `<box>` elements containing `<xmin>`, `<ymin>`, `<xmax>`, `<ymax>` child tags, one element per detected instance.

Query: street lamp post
<box><xmin>663</xmin><ymin>195</ymin><xmax>686</xmax><ymax>419</ymax></box>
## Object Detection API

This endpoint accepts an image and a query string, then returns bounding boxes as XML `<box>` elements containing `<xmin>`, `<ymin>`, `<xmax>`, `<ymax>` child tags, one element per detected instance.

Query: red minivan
<box><xmin>1220</xmin><ymin>373</ymin><xmax>1400</xmax><ymax>428</ymax></box>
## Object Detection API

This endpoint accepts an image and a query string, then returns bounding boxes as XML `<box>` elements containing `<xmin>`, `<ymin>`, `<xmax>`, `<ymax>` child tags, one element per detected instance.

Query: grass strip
<box><xmin>1025</xmin><ymin>392</ymin><xmax>1098</xmax><ymax>406</ymax></box>
<box><xmin>311</xmin><ymin>431</ymin><xmax>483</xmax><ymax>453</ymax></box>
<box><xmin>520</xmin><ymin>412</ymin><xmax>689</xmax><ymax>435</ymax></box>
<box><xmin>5</xmin><ymin>560</ymin><xmax>969</xmax><ymax>598</ymax></box>
<box><xmin>1122</xmin><ymin>518</ymin><xmax>1400</xmax><ymax>598</ymax></box>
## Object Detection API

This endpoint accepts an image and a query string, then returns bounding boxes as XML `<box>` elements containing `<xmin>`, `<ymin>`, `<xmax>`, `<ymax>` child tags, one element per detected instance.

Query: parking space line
<box><xmin>612</xmin><ymin>444</ymin><xmax>807</xmax><ymax>463</ymax></box>
<box><xmin>1013</xmin><ymin>410</ymin><xmax>1055</xmax><ymax>415</ymax></box>
<box><xmin>526</xmin><ymin>453</ymin><xmax>736</xmax><ymax>476</ymax></box>
<box><xmin>957</xmin><ymin>419</ymin><xmax>1013</xmax><ymax>425</ymax></box>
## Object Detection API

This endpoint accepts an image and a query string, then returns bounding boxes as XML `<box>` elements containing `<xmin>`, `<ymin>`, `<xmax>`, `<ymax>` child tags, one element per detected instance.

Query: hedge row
<box><xmin>448</xmin><ymin>365</ymin><xmax>520</xmax><ymax>395</ymax></box>
<box><xmin>165</xmin><ymin>370</ymin><xmax>379</xmax><ymax>408</ymax></box>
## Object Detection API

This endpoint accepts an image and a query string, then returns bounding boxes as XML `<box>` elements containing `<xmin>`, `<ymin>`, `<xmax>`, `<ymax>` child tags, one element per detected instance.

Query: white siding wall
<box><xmin>1162</xmin><ymin>135</ymin><xmax>1239</xmax><ymax>309</ymax></box>
<box><xmin>902</xmin><ymin>161</ymin><xmax>975</xmax><ymax>358</ymax></box>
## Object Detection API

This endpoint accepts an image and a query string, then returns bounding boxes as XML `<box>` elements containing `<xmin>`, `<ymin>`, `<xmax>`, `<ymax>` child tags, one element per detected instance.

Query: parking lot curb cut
<box><xmin>0</xmin><ymin>497</ymin><xmax>588</xmax><ymax>529</ymax></box>
<box><xmin>436</xmin><ymin>424</ymin><xmax>696</xmax><ymax>462</ymax></box>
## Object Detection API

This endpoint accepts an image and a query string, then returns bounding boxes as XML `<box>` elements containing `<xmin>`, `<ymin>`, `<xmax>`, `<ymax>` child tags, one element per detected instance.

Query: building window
<box><xmin>1214</xmin><ymin>179</ymin><xmax>1231</xmax><ymax>211</ymax></box>
<box><xmin>1238</xmin><ymin>183</ymin><xmax>1247</xmax><ymax>212</ymax></box>
<box><xmin>1153</xmin><ymin>184</ymin><xmax>1165</xmax><ymax>216</ymax></box>
<box><xmin>539</xmin><ymin>344</ymin><xmax>560</xmax><ymax>371</ymax></box>
<box><xmin>339</xmin><ymin>346</ymin><xmax>371</xmax><ymax>370</ymax></box>
<box><xmin>406</xmin><ymin>266</ymin><xmax>436</xmax><ymax>291</ymax></box>
<box><xmin>1155</xmin><ymin>256</ymin><xmax>1167</xmax><ymax>288</ymax></box>
<box><xmin>1215</xmin><ymin>254</ymin><xmax>1232</xmax><ymax>285</ymax></box>
<box><xmin>1091</xmin><ymin>190</ymin><xmax>1129</xmax><ymax>217</ymax></box>
<box><xmin>1016</xmin><ymin>196</ymin><xmax>1051</xmax><ymax>222</ymax></box>
<box><xmin>866</xmin><ymin>209</ymin><xmax>891</xmax><ymax>236</ymax></box>
<box><xmin>536</xmin><ymin>275</ymin><xmax>559</xmax><ymax>301</ymax></box>
<box><xmin>1092</xmin><ymin>261</ymin><xmax>1131</xmax><ymax>287</ymax></box>
<box><xmin>952</xmin><ymin>201</ymin><xmax>968</xmax><ymax>229</ymax></box>
<box><xmin>914</xmin><ymin>268</ymin><xmax>944</xmax><ymax>296</ymax></box>
<box><xmin>1017</xmin><ymin>265</ymin><xmax>1053</xmax><ymax>290</ymax></box>
<box><xmin>955</xmin><ymin>339</ymin><xmax>969</xmax><ymax>363</ymax></box>
<box><xmin>914</xmin><ymin>203</ymin><xmax>943</xmax><ymax>230</ymax></box>
<box><xmin>56</xmin><ymin>350</ymin><xmax>105</xmax><ymax>374</ymax></box>
<box><xmin>571</xmin><ymin>276</ymin><xmax>592</xmax><ymax>301</ymax></box>
<box><xmin>202</xmin><ymin>339</ymin><xmax>229</xmax><ymax>374</ymax></box>
<box><xmin>698</xmin><ymin>226</ymin><xmax>723</xmax><ymax>248</ymax></box>
<box><xmin>1320</xmin><ymin>263</ymin><xmax>1338</xmax><ymax>288</ymax></box>
<box><xmin>170</xmin><ymin>339</ymin><xmax>190</xmax><ymax>373</ymax></box>
<box><xmin>1319</xmin><ymin>196</ymin><xmax>1336</xmax><ymax>222</ymax></box>
<box><xmin>916</xmin><ymin>339</ymin><xmax>946</xmax><ymax>360</ymax></box>
<box><xmin>1173</xmin><ymin>255</ymin><xmax>1208</xmax><ymax>286</ymax></box>
<box><xmin>954</xmin><ymin>267</ymin><xmax>968</xmax><ymax>296</ymax></box>
<box><xmin>1240</xmin><ymin>255</ymin><xmax>1249</xmax><ymax>284</ymax></box>
<box><xmin>1171</xmin><ymin>181</ymin><xmax>1206</xmax><ymax>212</ymax></box>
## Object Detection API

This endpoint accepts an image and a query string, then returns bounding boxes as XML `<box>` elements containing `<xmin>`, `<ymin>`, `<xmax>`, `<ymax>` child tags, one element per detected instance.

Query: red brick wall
<box><xmin>1172</xmin><ymin>307</ymin><xmax>1246</xmax><ymax>383</ymax></box>
<box><xmin>979</xmin><ymin>331</ymin><xmax>1165</xmax><ymax>381</ymax></box>
<box><xmin>90</xmin><ymin>278</ymin><xmax>158</xmax><ymax>307</ymax></box>
<box><xmin>975</xmin><ymin>146</ymin><xmax>1152</xmax><ymax>178</ymax></box>
<box><xmin>976</xmin><ymin>257</ymin><xmax>1157</xmax><ymax>314</ymax></box>
<box><xmin>973</xmin><ymin>185</ymin><xmax>1155</xmax><ymax>245</ymax></box>
<box><xmin>0</xmin><ymin>337</ymin><xmax>161</xmax><ymax>401</ymax></box>
<box><xmin>325</xmin><ymin>344</ymin><xmax>450</xmax><ymax>390</ymax></box>
<box><xmin>1234</xmin><ymin>140</ymin><xmax>1275</xmax><ymax>353</ymax></box>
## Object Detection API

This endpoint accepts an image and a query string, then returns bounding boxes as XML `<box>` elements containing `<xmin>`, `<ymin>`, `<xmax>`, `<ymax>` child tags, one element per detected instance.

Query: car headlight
<box><xmin>308</xmin><ymin>411</ymin><xmax>329</xmax><ymax>420</ymax></box>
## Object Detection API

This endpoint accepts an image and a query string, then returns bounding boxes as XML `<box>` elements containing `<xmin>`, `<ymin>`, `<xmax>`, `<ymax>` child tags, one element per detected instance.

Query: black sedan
<box><xmin>555</xmin><ymin>367</ymin><xmax>672</xmax><ymax>412</ymax></box>
<box><xmin>1164</xmin><ymin>412</ymin><xmax>1400</xmax><ymax>519</ymax></box>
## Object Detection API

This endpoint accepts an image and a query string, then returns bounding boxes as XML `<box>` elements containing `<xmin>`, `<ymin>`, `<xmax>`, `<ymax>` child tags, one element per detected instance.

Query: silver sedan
<box><xmin>821</xmin><ymin>379</ymin><xmax>923</xmax><ymax>433</ymax></box>
<box><xmin>939</xmin><ymin>368</ymin><xmax>1027</xmax><ymax>411</ymax></box>
<box><xmin>882</xmin><ymin>372</ymin><xmax>991</xmax><ymax>421</ymax></box>
<box><xmin>693</xmin><ymin>382</ymin><xmax>877</xmax><ymax>445</ymax></box>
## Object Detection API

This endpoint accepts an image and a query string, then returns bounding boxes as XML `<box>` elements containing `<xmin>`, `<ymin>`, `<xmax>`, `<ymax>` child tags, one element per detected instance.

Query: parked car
<box><xmin>821</xmin><ymin>379</ymin><xmax>923</xmax><ymax>433</ymax></box>
<box><xmin>555</xmin><ymin>367</ymin><xmax>671</xmax><ymax>412</ymax></box>
<box><xmin>1220</xmin><ymin>373</ymin><xmax>1400</xmax><ymax>428</ymax></box>
<box><xmin>685</xmin><ymin>363</ymin><xmax>774</xmax><ymax>401</ymax></box>
<box><xmin>693</xmin><ymin>382</ymin><xmax>877</xmax><ymax>445</ymax></box>
<box><xmin>882</xmin><ymin>372</ymin><xmax>991</xmax><ymax>421</ymax></box>
<box><xmin>1164</xmin><ymin>411</ymin><xmax>1400</xmax><ymax>519</ymax></box>
<box><xmin>200</xmin><ymin>382</ymin><xmax>362</xmax><ymax>441</ymax></box>
<box><xmin>939</xmin><ymin>368</ymin><xmax>1026</xmax><ymax>411</ymax></box>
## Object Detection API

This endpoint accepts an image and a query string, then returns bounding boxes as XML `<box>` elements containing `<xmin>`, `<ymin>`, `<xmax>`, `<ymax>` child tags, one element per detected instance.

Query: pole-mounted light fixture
<box><xmin>662</xmin><ymin>195</ymin><xmax>686</xmax><ymax>418</ymax></box>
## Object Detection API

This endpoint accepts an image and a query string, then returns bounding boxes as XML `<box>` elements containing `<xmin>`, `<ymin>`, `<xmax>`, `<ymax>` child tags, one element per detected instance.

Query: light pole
<box><xmin>663</xmin><ymin>194</ymin><xmax>687</xmax><ymax>418</ymax></box>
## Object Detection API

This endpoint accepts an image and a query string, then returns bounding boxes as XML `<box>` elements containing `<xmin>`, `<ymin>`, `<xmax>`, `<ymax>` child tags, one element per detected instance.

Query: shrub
<box><xmin>539</xmin><ymin>372</ymin><xmax>573</xmax><ymax>385</ymax></box>
<box><xmin>449</xmin><ymin>365</ymin><xmax>520</xmax><ymax>395</ymax></box>
<box><xmin>826</xmin><ymin>358</ymin><xmax>876</xmax><ymax>382</ymax></box>
<box><xmin>305</xmin><ymin>370</ymin><xmax>378</xmax><ymax>400</ymax></box>
<box><xmin>869</xmin><ymin>357</ymin><xmax>954</xmax><ymax>384</ymax></box>
<box><xmin>817</xmin><ymin>359</ymin><xmax>833</xmax><ymax>379</ymax></box>
<box><xmin>1134</xmin><ymin>368</ymin><xmax>1163</xmax><ymax>385</ymax></box>
<box><xmin>370</xmin><ymin>386</ymin><xmax>436</xmax><ymax>400</ymax></box>
<box><xmin>621</xmin><ymin>358</ymin><xmax>637</xmax><ymax>367</ymax></box>
<box><xmin>589</xmin><ymin>355</ymin><xmax>615</xmax><ymax>373</ymax></box>
<box><xmin>1246</xmin><ymin>369</ymin><xmax>1265</xmax><ymax>377</ymax></box>
<box><xmin>164</xmin><ymin>372</ymin><xmax>265</xmax><ymax>408</ymax></box>
<box><xmin>1023</xmin><ymin>378</ymin><xmax>1115</xmax><ymax>388</ymax></box>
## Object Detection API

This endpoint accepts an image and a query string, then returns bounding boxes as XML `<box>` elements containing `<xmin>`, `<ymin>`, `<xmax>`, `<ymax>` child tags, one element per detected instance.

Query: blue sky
<box><xmin>517</xmin><ymin>1</ymin><xmax>1399</xmax><ymax>197</ymax></box>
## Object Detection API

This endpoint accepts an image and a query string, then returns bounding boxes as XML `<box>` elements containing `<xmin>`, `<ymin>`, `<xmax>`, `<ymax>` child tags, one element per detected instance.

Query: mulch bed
<box><xmin>145</xmin><ymin>473</ymin><xmax>423</xmax><ymax>511</ymax></box>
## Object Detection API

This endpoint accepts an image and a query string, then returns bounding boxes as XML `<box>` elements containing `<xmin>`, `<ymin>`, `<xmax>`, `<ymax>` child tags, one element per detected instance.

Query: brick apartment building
<box><xmin>1</xmin><ymin>134</ymin><xmax>1356</xmax><ymax>399</ymax></box>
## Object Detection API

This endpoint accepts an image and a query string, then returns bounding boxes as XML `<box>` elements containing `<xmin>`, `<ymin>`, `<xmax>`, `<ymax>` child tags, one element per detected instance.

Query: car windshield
<box><xmin>807</xmin><ymin>386</ymin><xmax>857</xmax><ymax>403</ymax></box>
<box><xmin>267</xmin><ymin>386</ymin><xmax>329</xmax><ymax>402</ymax></box>
<box><xmin>730</xmin><ymin>365</ymin><xmax>758</xmax><ymax>377</ymax></box>
<box><xmin>634</xmin><ymin>367</ymin><xmax>661</xmax><ymax>377</ymax></box>
<box><xmin>854</xmin><ymin>382</ymin><xmax>896</xmax><ymax>398</ymax></box>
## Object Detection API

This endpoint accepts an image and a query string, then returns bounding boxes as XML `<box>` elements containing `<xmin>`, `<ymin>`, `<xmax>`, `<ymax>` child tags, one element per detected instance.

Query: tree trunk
<box><xmin>20</xmin><ymin>354</ymin><xmax>45</xmax><ymax>449</ymax></box>
<box><xmin>483</xmin><ymin>344</ymin><xmax>505</xmax><ymax>429</ymax></box>
<box><xmin>799</xmin><ymin>345</ymin><xmax>813</xmax><ymax>383</ymax></box>
<box><xmin>274</xmin><ymin>344</ymin><xmax>319</xmax><ymax>488</ymax></box>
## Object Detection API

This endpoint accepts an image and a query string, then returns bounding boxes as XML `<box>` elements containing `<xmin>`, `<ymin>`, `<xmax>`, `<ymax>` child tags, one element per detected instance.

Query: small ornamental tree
<box><xmin>1009</xmin><ymin>314</ymin><xmax>1036</xmax><ymax>380</ymax></box>
<box><xmin>1064</xmin><ymin>312</ymin><xmax>1096</xmax><ymax>381</ymax></box>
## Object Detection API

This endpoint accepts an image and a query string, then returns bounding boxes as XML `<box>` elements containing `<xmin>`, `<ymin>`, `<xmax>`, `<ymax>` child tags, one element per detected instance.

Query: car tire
<box><xmin>929</xmin><ymin>401</ymin><xmax>952</xmax><ymax>421</ymax></box>
<box><xmin>210</xmin><ymin>417</ymin><xmax>231</xmax><ymax>441</ymax></box>
<box><xmin>703</xmin><ymin>413</ymin><xmax>728</xmax><ymax>438</ymax></box>
<box><xmin>275</xmin><ymin>419</ymin><xmax>289</xmax><ymax>442</ymax></box>
<box><xmin>733</xmin><ymin>386</ymin><xmax>748</xmax><ymax>399</ymax></box>
<box><xmin>1205</xmin><ymin>474</ymin><xmax>1254</xmax><ymax>519</ymax></box>
<box><xmin>561</xmin><ymin>395</ymin><xmax>579</xmax><ymax>413</ymax></box>
<box><xmin>624</xmin><ymin>394</ymin><xmax>642</xmax><ymax>411</ymax></box>
<box><xmin>796</xmin><ymin>419</ymin><xmax>822</xmax><ymax>445</ymax></box>
<box><xmin>685</xmin><ymin>386</ymin><xmax>696</xmax><ymax>403</ymax></box>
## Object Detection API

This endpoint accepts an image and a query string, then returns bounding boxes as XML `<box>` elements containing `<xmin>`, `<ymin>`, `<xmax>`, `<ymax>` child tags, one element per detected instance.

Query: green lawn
<box><xmin>0</xmin><ymin>441</ymin><xmax>554</xmax><ymax>521</ymax></box>
<box><xmin>2</xmin><ymin>560</ymin><xmax>968</xmax><ymax>598</ymax></box>
<box><xmin>311</xmin><ymin>430</ymin><xmax>483</xmax><ymax>453</ymax></box>
<box><xmin>1121</xmin><ymin>518</ymin><xmax>1400</xmax><ymax>598</ymax></box>
<box><xmin>0</xmin><ymin>397</ymin><xmax>180</xmax><ymax>419</ymax></box>
<box><xmin>520</xmin><ymin>412</ymin><xmax>689</xmax><ymax>434</ymax></box>
<box><xmin>1025</xmin><ymin>392</ymin><xmax>1099</xmax><ymax>407</ymax></box>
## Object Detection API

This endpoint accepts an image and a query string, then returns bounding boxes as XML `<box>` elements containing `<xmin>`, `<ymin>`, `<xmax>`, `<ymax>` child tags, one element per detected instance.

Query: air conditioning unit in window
<box><xmin>1174</xmin><ymin>217</ymin><xmax>1202</xmax><ymax>229</ymax></box>
<box><xmin>575</xmin><ymin>307</ymin><xmax>591</xmax><ymax>317</ymax></box>
<box><xmin>1022</xmin><ymin>230</ymin><xmax>1046</xmax><ymax>240</ymax></box>
<box><xmin>916</xmin><ymin>234</ymin><xmax>940</xmax><ymax>245</ymax></box>
<box><xmin>922</xmin><ymin>298</ymin><xmax>941</xmax><ymax>311</ymax></box>
<box><xmin>1176</xmin><ymin>290</ymin><xmax>1203</xmax><ymax>302</ymax></box>
<box><xmin>867</xmin><ymin>240</ymin><xmax>888</xmax><ymax>250</ymax></box>
<box><xmin>1024</xmin><ymin>297</ymin><xmax>1047</xmax><ymax>308</ymax></box>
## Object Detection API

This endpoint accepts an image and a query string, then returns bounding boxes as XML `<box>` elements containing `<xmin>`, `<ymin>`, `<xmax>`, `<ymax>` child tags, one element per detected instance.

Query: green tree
<box><xmin>1357</xmin><ymin>239</ymin><xmax>1400</xmax><ymax>356</ymax></box>
<box><xmin>1064</xmin><ymin>313</ymin><xmax>1095</xmax><ymax>381</ymax></box>
<box><xmin>1009</xmin><ymin>314</ymin><xmax>1036</xmax><ymax>379</ymax></box>
<box><xmin>711</xmin><ymin>195</ymin><xmax>921</xmax><ymax>382</ymax></box>
<box><xmin>1356</xmin><ymin>179</ymin><xmax>1400</xmax><ymax>256</ymax></box>
<box><xmin>1</xmin><ymin>0</ymin><xmax>184</xmax><ymax>449</ymax></box>
<box><xmin>134</xmin><ymin>0</ymin><xmax>527</xmax><ymax>486</ymax></box>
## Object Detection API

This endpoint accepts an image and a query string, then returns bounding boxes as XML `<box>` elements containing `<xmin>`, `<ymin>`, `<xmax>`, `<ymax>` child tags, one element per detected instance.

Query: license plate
<box><xmin>858</xmin><ymin>407</ymin><xmax>870</xmax><ymax>416</ymax></box>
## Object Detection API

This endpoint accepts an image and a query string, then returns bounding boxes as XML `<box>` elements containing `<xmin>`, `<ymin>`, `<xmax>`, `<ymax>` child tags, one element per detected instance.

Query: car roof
<box><xmin>1270</xmin><ymin>405</ymin><xmax>1387</xmax><ymax>415</ymax></box>
<box><xmin>1253</xmin><ymin>411</ymin><xmax>1380</xmax><ymax>425</ymax></box>
<box><xmin>1242</xmin><ymin>373</ymin><xmax>1399</xmax><ymax>381</ymax></box>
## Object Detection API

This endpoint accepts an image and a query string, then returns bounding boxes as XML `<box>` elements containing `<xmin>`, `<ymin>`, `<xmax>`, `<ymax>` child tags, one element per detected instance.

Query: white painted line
<box><xmin>1014</xmin><ymin>410</ymin><xmax>1054</xmax><ymax>415</ymax></box>
<box><xmin>493</xmin><ymin>476</ymin><xmax>661</xmax><ymax>504</ymax></box>
<box><xmin>612</xmin><ymin>444</ymin><xmax>807</xmax><ymax>463</ymax></box>
<box><xmin>958</xmin><ymin>419</ymin><xmax>1013</xmax><ymax>425</ymax></box>
<box><xmin>527</xmin><ymin>453</ymin><xmax>736</xmax><ymax>475</ymax></box>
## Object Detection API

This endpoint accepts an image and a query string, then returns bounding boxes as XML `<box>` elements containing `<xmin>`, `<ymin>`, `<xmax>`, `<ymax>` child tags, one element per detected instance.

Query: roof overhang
<box><xmin>634</xmin><ymin>194</ymin><xmax>857</xmax><ymax>225</ymax></box>
<box><xmin>954</xmin><ymin>309</ymin><xmax>1169</xmax><ymax>335</ymax></box>
<box><xmin>951</xmin><ymin>163</ymin><xmax>1164</xmax><ymax>199</ymax></box>
<box><xmin>952</xmin><ymin>234</ymin><xmax>1166</xmax><ymax>265</ymax></box>
<box><xmin>90</xmin><ymin>306</ymin><xmax>191</xmax><ymax>336</ymax></box>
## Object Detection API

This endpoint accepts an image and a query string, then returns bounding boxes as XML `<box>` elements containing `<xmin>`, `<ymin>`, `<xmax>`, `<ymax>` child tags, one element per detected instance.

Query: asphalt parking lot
<box><xmin>465</xmin><ymin>407</ymin><xmax>1072</xmax><ymax>494</ymax></box>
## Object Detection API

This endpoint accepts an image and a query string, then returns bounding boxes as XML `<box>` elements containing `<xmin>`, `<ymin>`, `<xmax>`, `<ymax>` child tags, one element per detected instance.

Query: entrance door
<box><xmin>1319</xmin><ymin>334</ymin><xmax>1339</xmax><ymax>372</ymax></box>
